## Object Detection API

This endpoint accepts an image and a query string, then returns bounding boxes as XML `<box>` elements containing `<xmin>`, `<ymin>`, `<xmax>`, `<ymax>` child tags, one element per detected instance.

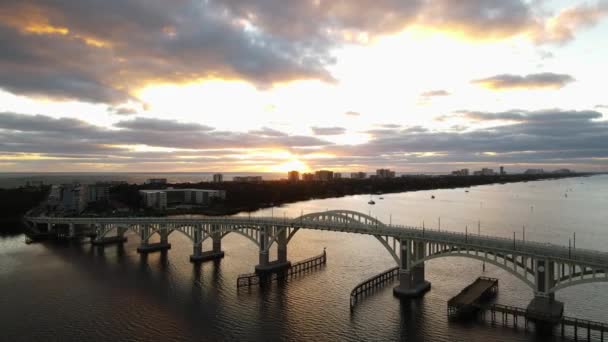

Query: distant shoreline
<box><xmin>0</xmin><ymin>173</ymin><xmax>596</xmax><ymax>233</ymax></box>
<box><xmin>114</xmin><ymin>173</ymin><xmax>594</xmax><ymax>217</ymax></box>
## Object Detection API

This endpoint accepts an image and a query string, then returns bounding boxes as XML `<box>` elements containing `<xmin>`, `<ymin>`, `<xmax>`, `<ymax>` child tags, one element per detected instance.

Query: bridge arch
<box><xmin>414</xmin><ymin>250</ymin><xmax>536</xmax><ymax>291</ymax></box>
<box><xmin>550</xmin><ymin>269</ymin><xmax>608</xmax><ymax>293</ymax></box>
<box><xmin>293</xmin><ymin>210</ymin><xmax>387</xmax><ymax>227</ymax></box>
<box><xmin>265</xmin><ymin>210</ymin><xmax>398</xmax><ymax>263</ymax></box>
<box><xmin>201</xmin><ymin>224</ymin><xmax>260</xmax><ymax>248</ymax></box>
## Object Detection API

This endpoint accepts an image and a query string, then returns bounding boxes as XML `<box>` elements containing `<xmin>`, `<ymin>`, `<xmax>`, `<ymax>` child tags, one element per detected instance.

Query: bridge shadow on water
<box><xmin>37</xmin><ymin>236</ymin><xmax>242</xmax><ymax>340</ymax></box>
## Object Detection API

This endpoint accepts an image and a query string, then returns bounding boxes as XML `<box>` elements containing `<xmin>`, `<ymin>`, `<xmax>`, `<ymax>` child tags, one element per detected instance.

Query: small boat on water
<box><xmin>368</xmin><ymin>195</ymin><xmax>375</xmax><ymax>205</ymax></box>
<box><xmin>431</xmin><ymin>195</ymin><xmax>436</xmax><ymax>199</ymax></box>
<box><xmin>379</xmin><ymin>197</ymin><xmax>384</xmax><ymax>200</ymax></box>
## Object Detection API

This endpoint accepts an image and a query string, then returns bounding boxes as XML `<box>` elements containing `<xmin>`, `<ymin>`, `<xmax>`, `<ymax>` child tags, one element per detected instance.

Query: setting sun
<box><xmin>271</xmin><ymin>159</ymin><xmax>310</xmax><ymax>173</ymax></box>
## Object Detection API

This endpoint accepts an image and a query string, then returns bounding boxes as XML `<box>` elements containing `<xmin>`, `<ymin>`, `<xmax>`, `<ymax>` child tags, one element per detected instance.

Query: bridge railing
<box><xmin>25</xmin><ymin>214</ymin><xmax>608</xmax><ymax>266</ymax></box>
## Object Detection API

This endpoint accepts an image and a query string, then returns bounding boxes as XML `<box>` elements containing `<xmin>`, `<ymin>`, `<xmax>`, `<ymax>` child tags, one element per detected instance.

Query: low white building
<box><xmin>140</xmin><ymin>188</ymin><xmax>225</xmax><ymax>210</ymax></box>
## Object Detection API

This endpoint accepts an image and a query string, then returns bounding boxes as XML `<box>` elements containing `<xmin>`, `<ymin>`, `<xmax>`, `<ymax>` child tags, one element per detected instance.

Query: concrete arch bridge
<box><xmin>27</xmin><ymin>210</ymin><xmax>608</xmax><ymax>317</ymax></box>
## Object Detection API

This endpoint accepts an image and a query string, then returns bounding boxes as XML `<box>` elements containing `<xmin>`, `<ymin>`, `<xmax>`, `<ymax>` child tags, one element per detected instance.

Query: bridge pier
<box><xmin>190</xmin><ymin>224</ymin><xmax>225</xmax><ymax>262</ymax></box>
<box><xmin>527</xmin><ymin>259</ymin><xmax>563</xmax><ymax>328</ymax></box>
<box><xmin>394</xmin><ymin>240</ymin><xmax>431</xmax><ymax>298</ymax></box>
<box><xmin>255</xmin><ymin>226</ymin><xmax>290</xmax><ymax>274</ymax></box>
<box><xmin>92</xmin><ymin>224</ymin><xmax>128</xmax><ymax>246</ymax></box>
<box><xmin>137</xmin><ymin>225</ymin><xmax>171</xmax><ymax>253</ymax></box>
<box><xmin>68</xmin><ymin>223</ymin><xmax>76</xmax><ymax>238</ymax></box>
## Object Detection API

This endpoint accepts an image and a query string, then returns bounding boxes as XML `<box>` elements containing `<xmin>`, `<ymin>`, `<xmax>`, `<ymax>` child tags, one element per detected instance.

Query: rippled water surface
<box><xmin>1</xmin><ymin>175</ymin><xmax>607</xmax><ymax>341</ymax></box>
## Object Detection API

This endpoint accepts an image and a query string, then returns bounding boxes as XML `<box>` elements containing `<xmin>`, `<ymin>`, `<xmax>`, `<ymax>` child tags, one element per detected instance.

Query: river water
<box><xmin>1</xmin><ymin>175</ymin><xmax>607</xmax><ymax>341</ymax></box>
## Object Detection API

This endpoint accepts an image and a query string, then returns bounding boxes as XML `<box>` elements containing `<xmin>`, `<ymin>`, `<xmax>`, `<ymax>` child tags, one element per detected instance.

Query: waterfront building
<box><xmin>451</xmin><ymin>169</ymin><xmax>469</xmax><ymax>176</ymax></box>
<box><xmin>500</xmin><ymin>166</ymin><xmax>506</xmax><ymax>175</ymax></box>
<box><xmin>140</xmin><ymin>190</ymin><xmax>167</xmax><ymax>210</ymax></box>
<box><xmin>48</xmin><ymin>185</ymin><xmax>62</xmax><ymax>202</ymax></box>
<box><xmin>350</xmin><ymin>172</ymin><xmax>367</xmax><ymax>179</ymax></box>
<box><xmin>287</xmin><ymin>171</ymin><xmax>300</xmax><ymax>182</ymax></box>
<box><xmin>333</xmin><ymin>173</ymin><xmax>342</xmax><ymax>179</ymax></box>
<box><xmin>213</xmin><ymin>174</ymin><xmax>223</xmax><ymax>183</ymax></box>
<box><xmin>473</xmin><ymin>168</ymin><xmax>496</xmax><ymax>176</ymax></box>
<box><xmin>314</xmin><ymin>170</ymin><xmax>334</xmax><ymax>181</ymax></box>
<box><xmin>140</xmin><ymin>188</ymin><xmax>226</xmax><ymax>210</ymax></box>
<box><xmin>302</xmin><ymin>173</ymin><xmax>315</xmax><ymax>181</ymax></box>
<box><xmin>233</xmin><ymin>176</ymin><xmax>263</xmax><ymax>182</ymax></box>
<box><xmin>524</xmin><ymin>169</ymin><xmax>545</xmax><ymax>175</ymax></box>
<box><xmin>87</xmin><ymin>182</ymin><xmax>111</xmax><ymax>203</ymax></box>
<box><xmin>553</xmin><ymin>169</ymin><xmax>572</xmax><ymax>174</ymax></box>
<box><xmin>60</xmin><ymin>183</ymin><xmax>88</xmax><ymax>213</ymax></box>
<box><xmin>145</xmin><ymin>178</ymin><xmax>168</xmax><ymax>185</ymax></box>
<box><xmin>376</xmin><ymin>169</ymin><xmax>396</xmax><ymax>178</ymax></box>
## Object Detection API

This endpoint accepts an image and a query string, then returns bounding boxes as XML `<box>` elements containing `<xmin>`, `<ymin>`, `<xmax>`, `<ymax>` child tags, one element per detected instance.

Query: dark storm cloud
<box><xmin>472</xmin><ymin>73</ymin><xmax>575</xmax><ymax>90</ymax></box>
<box><xmin>311</xmin><ymin>126</ymin><xmax>347</xmax><ymax>136</ymax></box>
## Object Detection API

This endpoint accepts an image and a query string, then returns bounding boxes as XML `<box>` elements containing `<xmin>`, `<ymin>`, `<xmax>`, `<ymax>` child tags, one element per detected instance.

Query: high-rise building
<box><xmin>87</xmin><ymin>182</ymin><xmax>110</xmax><ymax>203</ymax></box>
<box><xmin>213</xmin><ymin>174</ymin><xmax>223</xmax><ymax>183</ymax></box>
<box><xmin>451</xmin><ymin>169</ymin><xmax>469</xmax><ymax>176</ymax></box>
<box><xmin>333</xmin><ymin>173</ymin><xmax>342</xmax><ymax>179</ymax></box>
<box><xmin>302</xmin><ymin>173</ymin><xmax>315</xmax><ymax>181</ymax></box>
<box><xmin>500</xmin><ymin>166</ymin><xmax>506</xmax><ymax>175</ymax></box>
<box><xmin>60</xmin><ymin>183</ymin><xmax>88</xmax><ymax>213</ymax></box>
<box><xmin>376</xmin><ymin>169</ymin><xmax>396</xmax><ymax>178</ymax></box>
<box><xmin>287</xmin><ymin>171</ymin><xmax>300</xmax><ymax>182</ymax></box>
<box><xmin>314</xmin><ymin>170</ymin><xmax>334</xmax><ymax>181</ymax></box>
<box><xmin>350</xmin><ymin>172</ymin><xmax>367</xmax><ymax>179</ymax></box>
<box><xmin>473</xmin><ymin>168</ymin><xmax>496</xmax><ymax>176</ymax></box>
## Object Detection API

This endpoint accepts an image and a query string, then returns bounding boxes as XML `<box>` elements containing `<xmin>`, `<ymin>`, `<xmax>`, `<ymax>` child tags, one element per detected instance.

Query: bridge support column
<box><xmin>255</xmin><ymin>225</ymin><xmax>290</xmax><ymax>274</ymax></box>
<box><xmin>527</xmin><ymin>259</ymin><xmax>563</xmax><ymax>328</ymax></box>
<box><xmin>137</xmin><ymin>225</ymin><xmax>171</xmax><ymax>253</ymax></box>
<box><xmin>277</xmin><ymin>227</ymin><xmax>288</xmax><ymax>264</ymax></box>
<box><xmin>190</xmin><ymin>224</ymin><xmax>225</xmax><ymax>262</ymax></box>
<box><xmin>47</xmin><ymin>223</ymin><xmax>52</xmax><ymax>233</ymax></box>
<box><xmin>68</xmin><ymin>223</ymin><xmax>76</xmax><ymax>238</ymax></box>
<box><xmin>394</xmin><ymin>239</ymin><xmax>431</xmax><ymax>298</ymax></box>
<box><xmin>92</xmin><ymin>224</ymin><xmax>127</xmax><ymax>246</ymax></box>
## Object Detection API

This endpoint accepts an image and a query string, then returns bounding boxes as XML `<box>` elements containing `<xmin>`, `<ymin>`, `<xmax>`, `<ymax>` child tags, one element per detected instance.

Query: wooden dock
<box><xmin>475</xmin><ymin>303</ymin><xmax>608</xmax><ymax>341</ymax></box>
<box><xmin>447</xmin><ymin>277</ymin><xmax>498</xmax><ymax>318</ymax></box>
<box><xmin>237</xmin><ymin>249</ymin><xmax>327</xmax><ymax>288</ymax></box>
<box><xmin>350</xmin><ymin>266</ymin><xmax>400</xmax><ymax>309</ymax></box>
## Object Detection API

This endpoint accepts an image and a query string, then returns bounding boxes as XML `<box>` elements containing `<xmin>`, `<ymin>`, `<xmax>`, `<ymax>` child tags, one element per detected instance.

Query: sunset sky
<box><xmin>1</xmin><ymin>0</ymin><xmax>607</xmax><ymax>173</ymax></box>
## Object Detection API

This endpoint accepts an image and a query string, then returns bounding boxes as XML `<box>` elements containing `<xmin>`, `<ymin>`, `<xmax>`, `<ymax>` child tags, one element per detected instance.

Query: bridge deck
<box><xmin>448</xmin><ymin>277</ymin><xmax>498</xmax><ymax>317</ymax></box>
<box><xmin>26</xmin><ymin>212</ymin><xmax>608</xmax><ymax>267</ymax></box>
